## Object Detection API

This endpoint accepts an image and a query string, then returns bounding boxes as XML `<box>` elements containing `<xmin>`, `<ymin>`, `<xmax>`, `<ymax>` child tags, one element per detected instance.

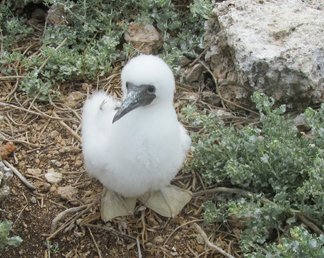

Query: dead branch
<box><xmin>87</xmin><ymin>227</ymin><xmax>103</xmax><ymax>258</ymax></box>
<box><xmin>3</xmin><ymin>160</ymin><xmax>36</xmax><ymax>190</ymax></box>
<box><xmin>50</xmin><ymin>205</ymin><xmax>89</xmax><ymax>233</ymax></box>
<box><xmin>194</xmin><ymin>223</ymin><xmax>236</xmax><ymax>258</ymax></box>
<box><xmin>52</xmin><ymin>111</ymin><xmax>82</xmax><ymax>142</ymax></box>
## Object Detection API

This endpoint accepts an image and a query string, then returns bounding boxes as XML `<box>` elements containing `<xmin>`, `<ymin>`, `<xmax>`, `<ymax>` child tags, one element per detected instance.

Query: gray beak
<box><xmin>113</xmin><ymin>82</ymin><xmax>156</xmax><ymax>123</ymax></box>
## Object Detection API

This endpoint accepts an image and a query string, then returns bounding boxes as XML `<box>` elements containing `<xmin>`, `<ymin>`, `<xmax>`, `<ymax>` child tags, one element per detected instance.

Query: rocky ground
<box><xmin>0</xmin><ymin>70</ymin><xmax>242</xmax><ymax>257</ymax></box>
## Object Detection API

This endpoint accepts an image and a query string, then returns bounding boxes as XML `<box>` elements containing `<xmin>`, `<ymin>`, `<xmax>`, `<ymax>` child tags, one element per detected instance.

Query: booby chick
<box><xmin>82</xmin><ymin>55</ymin><xmax>192</xmax><ymax>221</ymax></box>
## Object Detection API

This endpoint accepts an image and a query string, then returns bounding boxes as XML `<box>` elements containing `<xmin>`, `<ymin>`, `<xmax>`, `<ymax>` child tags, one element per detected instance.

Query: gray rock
<box><xmin>205</xmin><ymin>0</ymin><xmax>324</xmax><ymax>109</ymax></box>
<box><xmin>184</xmin><ymin>63</ymin><xmax>204</xmax><ymax>82</ymax></box>
<box><xmin>0</xmin><ymin>161</ymin><xmax>12</xmax><ymax>202</ymax></box>
<box><xmin>124</xmin><ymin>22</ymin><xmax>163</xmax><ymax>54</ymax></box>
<box><xmin>0</xmin><ymin>184</ymin><xmax>10</xmax><ymax>203</ymax></box>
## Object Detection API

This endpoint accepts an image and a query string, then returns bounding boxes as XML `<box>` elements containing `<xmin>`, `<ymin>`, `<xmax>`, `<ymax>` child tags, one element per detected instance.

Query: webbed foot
<box><xmin>101</xmin><ymin>188</ymin><xmax>136</xmax><ymax>222</ymax></box>
<box><xmin>139</xmin><ymin>185</ymin><xmax>192</xmax><ymax>217</ymax></box>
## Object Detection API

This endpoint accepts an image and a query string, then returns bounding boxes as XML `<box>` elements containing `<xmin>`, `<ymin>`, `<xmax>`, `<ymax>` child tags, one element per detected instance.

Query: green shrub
<box><xmin>183</xmin><ymin>92</ymin><xmax>324</xmax><ymax>255</ymax></box>
<box><xmin>0</xmin><ymin>4</ymin><xmax>33</xmax><ymax>49</ymax></box>
<box><xmin>1</xmin><ymin>0</ymin><xmax>212</xmax><ymax>99</ymax></box>
<box><xmin>250</xmin><ymin>227</ymin><xmax>324</xmax><ymax>258</ymax></box>
<box><xmin>0</xmin><ymin>220</ymin><xmax>22</xmax><ymax>250</ymax></box>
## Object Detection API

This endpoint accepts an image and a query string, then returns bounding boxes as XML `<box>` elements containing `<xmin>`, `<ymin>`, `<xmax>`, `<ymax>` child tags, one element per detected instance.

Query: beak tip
<box><xmin>112</xmin><ymin>116</ymin><xmax>118</xmax><ymax>124</ymax></box>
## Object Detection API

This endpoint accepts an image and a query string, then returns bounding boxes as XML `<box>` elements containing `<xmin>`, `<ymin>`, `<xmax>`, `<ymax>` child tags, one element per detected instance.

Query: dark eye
<box><xmin>147</xmin><ymin>85</ymin><xmax>155</xmax><ymax>93</ymax></box>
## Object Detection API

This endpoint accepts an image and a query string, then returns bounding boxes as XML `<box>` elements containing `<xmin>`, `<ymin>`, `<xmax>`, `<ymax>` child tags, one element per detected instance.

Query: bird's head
<box><xmin>113</xmin><ymin>55</ymin><xmax>175</xmax><ymax>123</ymax></box>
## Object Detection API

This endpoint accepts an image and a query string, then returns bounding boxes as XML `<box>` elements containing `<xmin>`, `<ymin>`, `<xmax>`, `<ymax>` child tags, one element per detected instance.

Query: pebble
<box><xmin>196</xmin><ymin>244</ymin><xmax>205</xmax><ymax>253</ymax></box>
<box><xmin>45</xmin><ymin>169</ymin><xmax>63</xmax><ymax>184</ymax></box>
<box><xmin>196</xmin><ymin>234</ymin><xmax>204</xmax><ymax>245</ymax></box>
<box><xmin>26</xmin><ymin>168</ymin><xmax>42</xmax><ymax>176</ymax></box>
<box><xmin>38</xmin><ymin>182</ymin><xmax>51</xmax><ymax>193</ymax></box>
<box><xmin>65</xmin><ymin>91</ymin><xmax>84</xmax><ymax>107</ymax></box>
<box><xmin>74</xmin><ymin>160</ymin><xmax>83</xmax><ymax>168</ymax></box>
<box><xmin>57</xmin><ymin>185</ymin><xmax>78</xmax><ymax>201</ymax></box>
<box><xmin>174</xmin><ymin>235</ymin><xmax>180</xmax><ymax>241</ymax></box>
<box><xmin>51</xmin><ymin>160</ymin><xmax>62</xmax><ymax>167</ymax></box>
<box><xmin>153</xmin><ymin>236</ymin><xmax>164</xmax><ymax>244</ymax></box>
<box><xmin>30</xmin><ymin>196</ymin><xmax>37</xmax><ymax>204</ymax></box>
<box><xmin>49</xmin><ymin>130</ymin><xmax>60</xmax><ymax>139</ymax></box>
<box><xmin>171</xmin><ymin>246</ymin><xmax>178</xmax><ymax>256</ymax></box>
<box><xmin>50</xmin><ymin>185</ymin><xmax>57</xmax><ymax>192</ymax></box>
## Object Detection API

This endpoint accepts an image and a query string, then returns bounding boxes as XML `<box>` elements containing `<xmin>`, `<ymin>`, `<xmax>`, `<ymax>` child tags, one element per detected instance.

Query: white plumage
<box><xmin>82</xmin><ymin>55</ymin><xmax>191</xmax><ymax>219</ymax></box>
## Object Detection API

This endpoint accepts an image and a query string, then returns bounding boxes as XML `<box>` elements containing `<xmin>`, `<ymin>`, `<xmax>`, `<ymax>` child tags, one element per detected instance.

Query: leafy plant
<box><xmin>0</xmin><ymin>4</ymin><xmax>33</xmax><ymax>47</ymax></box>
<box><xmin>1</xmin><ymin>0</ymin><xmax>213</xmax><ymax>99</ymax></box>
<box><xmin>0</xmin><ymin>220</ymin><xmax>23</xmax><ymax>250</ymax></box>
<box><xmin>183</xmin><ymin>92</ymin><xmax>324</xmax><ymax>255</ymax></box>
<box><xmin>250</xmin><ymin>227</ymin><xmax>324</xmax><ymax>258</ymax></box>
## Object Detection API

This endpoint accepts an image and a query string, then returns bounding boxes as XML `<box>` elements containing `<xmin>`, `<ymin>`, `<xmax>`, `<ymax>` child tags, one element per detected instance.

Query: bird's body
<box><xmin>82</xmin><ymin>55</ymin><xmax>191</xmax><ymax>220</ymax></box>
<box><xmin>82</xmin><ymin>92</ymin><xmax>190</xmax><ymax>197</ymax></box>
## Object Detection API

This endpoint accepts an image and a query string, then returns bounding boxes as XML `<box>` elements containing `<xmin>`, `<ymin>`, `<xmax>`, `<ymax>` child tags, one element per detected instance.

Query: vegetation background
<box><xmin>0</xmin><ymin>0</ymin><xmax>323</xmax><ymax>257</ymax></box>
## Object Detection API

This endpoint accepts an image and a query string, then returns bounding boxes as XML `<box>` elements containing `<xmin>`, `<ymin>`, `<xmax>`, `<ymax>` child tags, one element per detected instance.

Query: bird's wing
<box><xmin>82</xmin><ymin>91</ymin><xmax>119</xmax><ymax>123</ymax></box>
<box><xmin>82</xmin><ymin>91</ymin><xmax>119</xmax><ymax>175</ymax></box>
<box><xmin>179</xmin><ymin>123</ymin><xmax>191</xmax><ymax>154</ymax></box>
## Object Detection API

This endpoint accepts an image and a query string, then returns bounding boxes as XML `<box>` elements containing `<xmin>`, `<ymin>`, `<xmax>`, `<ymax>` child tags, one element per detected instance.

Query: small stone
<box><xmin>196</xmin><ymin>234</ymin><xmax>204</xmax><ymax>245</ymax></box>
<box><xmin>65</xmin><ymin>91</ymin><xmax>84</xmax><ymax>107</ymax></box>
<box><xmin>0</xmin><ymin>185</ymin><xmax>10</xmax><ymax>202</ymax></box>
<box><xmin>50</xmin><ymin>185</ymin><xmax>57</xmax><ymax>192</ymax></box>
<box><xmin>74</xmin><ymin>160</ymin><xmax>83</xmax><ymax>168</ymax></box>
<box><xmin>201</xmin><ymin>91</ymin><xmax>221</xmax><ymax>106</ymax></box>
<box><xmin>47</xmin><ymin>4</ymin><xmax>69</xmax><ymax>25</ymax></box>
<box><xmin>124</xmin><ymin>22</ymin><xmax>163</xmax><ymax>54</ymax></box>
<box><xmin>37</xmin><ymin>182</ymin><xmax>51</xmax><ymax>193</ymax></box>
<box><xmin>171</xmin><ymin>246</ymin><xmax>178</xmax><ymax>256</ymax></box>
<box><xmin>179</xmin><ymin>56</ymin><xmax>191</xmax><ymax>67</ymax></box>
<box><xmin>174</xmin><ymin>235</ymin><xmax>180</xmax><ymax>241</ymax></box>
<box><xmin>153</xmin><ymin>236</ymin><xmax>164</xmax><ymax>244</ymax></box>
<box><xmin>45</xmin><ymin>169</ymin><xmax>63</xmax><ymax>184</ymax></box>
<box><xmin>213</xmin><ymin>109</ymin><xmax>233</xmax><ymax>118</ymax></box>
<box><xmin>30</xmin><ymin>196</ymin><xmax>37</xmax><ymax>204</ymax></box>
<box><xmin>195</xmin><ymin>244</ymin><xmax>205</xmax><ymax>253</ymax></box>
<box><xmin>26</xmin><ymin>168</ymin><xmax>42</xmax><ymax>176</ymax></box>
<box><xmin>49</xmin><ymin>131</ymin><xmax>60</xmax><ymax>139</ymax></box>
<box><xmin>57</xmin><ymin>185</ymin><xmax>78</xmax><ymax>201</ymax></box>
<box><xmin>51</xmin><ymin>160</ymin><xmax>62</xmax><ymax>168</ymax></box>
<box><xmin>184</xmin><ymin>63</ymin><xmax>204</xmax><ymax>82</ymax></box>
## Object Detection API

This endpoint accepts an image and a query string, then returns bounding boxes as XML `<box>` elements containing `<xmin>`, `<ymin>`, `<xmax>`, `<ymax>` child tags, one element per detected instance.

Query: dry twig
<box><xmin>83</xmin><ymin>223</ymin><xmax>136</xmax><ymax>241</ymax></box>
<box><xmin>50</xmin><ymin>205</ymin><xmax>89</xmax><ymax>233</ymax></box>
<box><xmin>194</xmin><ymin>223</ymin><xmax>236</xmax><ymax>258</ymax></box>
<box><xmin>0</xmin><ymin>102</ymin><xmax>71</xmax><ymax>120</ymax></box>
<box><xmin>297</xmin><ymin>214</ymin><xmax>324</xmax><ymax>235</ymax></box>
<box><xmin>163</xmin><ymin>219</ymin><xmax>203</xmax><ymax>245</ymax></box>
<box><xmin>52</xmin><ymin>111</ymin><xmax>82</xmax><ymax>142</ymax></box>
<box><xmin>3</xmin><ymin>160</ymin><xmax>36</xmax><ymax>190</ymax></box>
<box><xmin>88</xmin><ymin>227</ymin><xmax>103</xmax><ymax>258</ymax></box>
<box><xmin>136</xmin><ymin>236</ymin><xmax>142</xmax><ymax>258</ymax></box>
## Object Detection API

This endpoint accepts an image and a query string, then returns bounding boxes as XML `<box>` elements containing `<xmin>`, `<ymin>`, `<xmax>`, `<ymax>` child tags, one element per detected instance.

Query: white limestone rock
<box><xmin>205</xmin><ymin>0</ymin><xmax>324</xmax><ymax>109</ymax></box>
